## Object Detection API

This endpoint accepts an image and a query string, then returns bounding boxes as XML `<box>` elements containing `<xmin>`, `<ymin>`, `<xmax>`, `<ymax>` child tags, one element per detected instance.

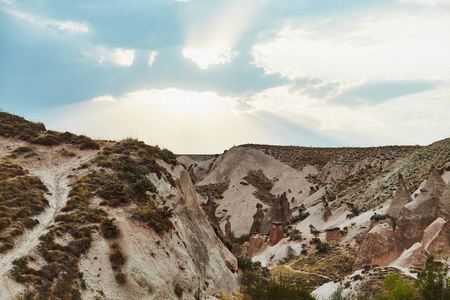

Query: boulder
<box><xmin>354</xmin><ymin>223</ymin><xmax>404</xmax><ymax>269</ymax></box>
<box><xmin>325</xmin><ymin>227</ymin><xmax>341</xmax><ymax>242</ymax></box>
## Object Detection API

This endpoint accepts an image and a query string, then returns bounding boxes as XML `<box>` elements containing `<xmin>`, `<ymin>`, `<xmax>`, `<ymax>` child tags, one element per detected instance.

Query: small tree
<box><xmin>415</xmin><ymin>255</ymin><xmax>449</xmax><ymax>300</ymax></box>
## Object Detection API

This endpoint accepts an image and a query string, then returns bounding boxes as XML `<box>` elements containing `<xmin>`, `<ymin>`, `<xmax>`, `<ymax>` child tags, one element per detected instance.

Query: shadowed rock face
<box><xmin>225</xmin><ymin>218</ymin><xmax>232</xmax><ymax>243</ymax></box>
<box><xmin>250</xmin><ymin>203</ymin><xmax>264</xmax><ymax>235</ymax></box>
<box><xmin>386</xmin><ymin>173</ymin><xmax>413</xmax><ymax>218</ymax></box>
<box><xmin>260</xmin><ymin>192</ymin><xmax>292</xmax><ymax>235</ymax></box>
<box><xmin>394</xmin><ymin>168</ymin><xmax>449</xmax><ymax>249</ymax></box>
<box><xmin>354</xmin><ymin>223</ymin><xmax>404</xmax><ymax>269</ymax></box>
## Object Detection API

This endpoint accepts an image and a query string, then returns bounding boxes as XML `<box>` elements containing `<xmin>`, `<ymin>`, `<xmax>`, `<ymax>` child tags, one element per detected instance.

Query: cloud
<box><xmin>95</xmin><ymin>47</ymin><xmax>135</xmax><ymax>67</ymax></box>
<box><xmin>91</xmin><ymin>95</ymin><xmax>117</xmax><ymax>103</ymax></box>
<box><xmin>400</xmin><ymin>0</ymin><xmax>450</xmax><ymax>6</ymax></box>
<box><xmin>182</xmin><ymin>43</ymin><xmax>238</xmax><ymax>69</ymax></box>
<box><xmin>232</xmin><ymin>82</ymin><xmax>450</xmax><ymax>146</ymax></box>
<box><xmin>148</xmin><ymin>51</ymin><xmax>158</xmax><ymax>66</ymax></box>
<box><xmin>332</xmin><ymin>80</ymin><xmax>441</xmax><ymax>106</ymax></box>
<box><xmin>0</xmin><ymin>0</ymin><xmax>14</xmax><ymax>5</ymax></box>
<box><xmin>34</xmin><ymin>83</ymin><xmax>450</xmax><ymax>153</ymax></box>
<box><xmin>2</xmin><ymin>8</ymin><xmax>89</xmax><ymax>33</ymax></box>
<box><xmin>251</xmin><ymin>10</ymin><xmax>450</xmax><ymax>82</ymax></box>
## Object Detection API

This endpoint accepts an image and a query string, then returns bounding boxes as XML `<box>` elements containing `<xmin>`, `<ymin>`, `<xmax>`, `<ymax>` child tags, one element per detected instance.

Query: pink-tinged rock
<box><xmin>395</xmin><ymin>243</ymin><xmax>429</xmax><ymax>268</ymax></box>
<box><xmin>354</xmin><ymin>223</ymin><xmax>404</xmax><ymax>269</ymax></box>
<box><xmin>325</xmin><ymin>227</ymin><xmax>341</xmax><ymax>242</ymax></box>
<box><xmin>386</xmin><ymin>173</ymin><xmax>413</xmax><ymax>218</ymax></box>
<box><xmin>424</xmin><ymin>220</ymin><xmax>450</xmax><ymax>257</ymax></box>
<box><xmin>269</xmin><ymin>223</ymin><xmax>284</xmax><ymax>246</ymax></box>
<box><xmin>247</xmin><ymin>234</ymin><xmax>267</xmax><ymax>257</ymax></box>
<box><xmin>394</xmin><ymin>168</ymin><xmax>449</xmax><ymax>249</ymax></box>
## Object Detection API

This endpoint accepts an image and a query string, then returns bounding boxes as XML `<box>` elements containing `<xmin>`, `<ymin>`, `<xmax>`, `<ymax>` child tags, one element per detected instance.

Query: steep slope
<box><xmin>0</xmin><ymin>113</ymin><xmax>238</xmax><ymax>300</ymax></box>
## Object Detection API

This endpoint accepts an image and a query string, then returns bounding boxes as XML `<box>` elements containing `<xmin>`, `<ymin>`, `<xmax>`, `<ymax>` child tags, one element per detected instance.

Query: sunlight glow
<box><xmin>182</xmin><ymin>43</ymin><xmax>238</xmax><ymax>69</ymax></box>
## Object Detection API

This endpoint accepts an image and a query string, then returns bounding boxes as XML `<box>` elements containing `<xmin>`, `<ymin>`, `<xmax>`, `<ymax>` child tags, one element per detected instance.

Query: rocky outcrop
<box><xmin>224</xmin><ymin>216</ymin><xmax>232</xmax><ymax>243</ymax></box>
<box><xmin>259</xmin><ymin>192</ymin><xmax>291</xmax><ymax>236</ymax></box>
<box><xmin>354</xmin><ymin>223</ymin><xmax>404</xmax><ymax>269</ymax></box>
<box><xmin>269</xmin><ymin>223</ymin><xmax>284</xmax><ymax>246</ymax></box>
<box><xmin>202</xmin><ymin>194</ymin><xmax>223</xmax><ymax>237</ymax></box>
<box><xmin>395</xmin><ymin>243</ymin><xmax>429</xmax><ymax>268</ymax></box>
<box><xmin>386</xmin><ymin>173</ymin><xmax>413</xmax><ymax>218</ymax></box>
<box><xmin>249</xmin><ymin>203</ymin><xmax>265</xmax><ymax>235</ymax></box>
<box><xmin>325</xmin><ymin>227</ymin><xmax>341</xmax><ymax>242</ymax></box>
<box><xmin>394</xmin><ymin>168</ymin><xmax>449</xmax><ymax>249</ymax></box>
<box><xmin>247</xmin><ymin>234</ymin><xmax>267</xmax><ymax>257</ymax></box>
<box><xmin>423</xmin><ymin>218</ymin><xmax>450</xmax><ymax>257</ymax></box>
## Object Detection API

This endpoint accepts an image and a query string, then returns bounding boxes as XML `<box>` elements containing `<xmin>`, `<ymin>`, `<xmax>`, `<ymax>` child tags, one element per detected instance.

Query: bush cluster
<box><xmin>132</xmin><ymin>205</ymin><xmax>174</xmax><ymax>233</ymax></box>
<box><xmin>101</xmin><ymin>218</ymin><xmax>120</xmax><ymax>238</ymax></box>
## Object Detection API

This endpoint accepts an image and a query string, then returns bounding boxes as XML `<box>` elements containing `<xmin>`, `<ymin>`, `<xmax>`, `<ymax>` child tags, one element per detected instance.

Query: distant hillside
<box><xmin>176</xmin><ymin>154</ymin><xmax>217</xmax><ymax>162</ymax></box>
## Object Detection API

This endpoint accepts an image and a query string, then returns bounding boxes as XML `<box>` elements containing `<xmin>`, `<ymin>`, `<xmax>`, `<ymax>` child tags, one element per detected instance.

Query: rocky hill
<box><xmin>1</xmin><ymin>112</ymin><xmax>449</xmax><ymax>299</ymax></box>
<box><xmin>181</xmin><ymin>139</ymin><xmax>450</xmax><ymax>297</ymax></box>
<box><xmin>0</xmin><ymin>113</ymin><xmax>238</xmax><ymax>300</ymax></box>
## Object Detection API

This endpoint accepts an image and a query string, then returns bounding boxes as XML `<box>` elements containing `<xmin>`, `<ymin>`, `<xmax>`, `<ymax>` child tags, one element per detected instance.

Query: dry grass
<box><xmin>243</xmin><ymin>144</ymin><xmax>420</xmax><ymax>171</ymax></box>
<box><xmin>0</xmin><ymin>160</ymin><xmax>48</xmax><ymax>253</ymax></box>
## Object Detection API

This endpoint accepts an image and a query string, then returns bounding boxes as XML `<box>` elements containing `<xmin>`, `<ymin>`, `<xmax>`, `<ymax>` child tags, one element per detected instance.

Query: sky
<box><xmin>1</xmin><ymin>0</ymin><xmax>449</xmax><ymax>153</ymax></box>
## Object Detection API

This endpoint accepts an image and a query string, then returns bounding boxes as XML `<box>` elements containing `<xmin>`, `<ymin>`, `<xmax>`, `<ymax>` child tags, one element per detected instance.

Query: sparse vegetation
<box><xmin>110</xmin><ymin>243</ymin><xmax>126</xmax><ymax>268</ymax></box>
<box><xmin>243</xmin><ymin>169</ymin><xmax>276</xmax><ymax>204</ymax></box>
<box><xmin>101</xmin><ymin>218</ymin><xmax>120</xmax><ymax>238</ymax></box>
<box><xmin>0</xmin><ymin>161</ymin><xmax>48</xmax><ymax>253</ymax></box>
<box><xmin>196</xmin><ymin>180</ymin><xmax>230</xmax><ymax>199</ymax></box>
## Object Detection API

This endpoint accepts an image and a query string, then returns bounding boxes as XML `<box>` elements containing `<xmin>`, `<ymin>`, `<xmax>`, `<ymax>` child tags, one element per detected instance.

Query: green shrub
<box><xmin>236</xmin><ymin>234</ymin><xmax>250</xmax><ymax>245</ymax></box>
<box><xmin>79</xmin><ymin>140</ymin><xmax>100</xmax><ymax>150</ymax></box>
<box><xmin>132</xmin><ymin>205</ymin><xmax>173</xmax><ymax>233</ymax></box>
<box><xmin>101</xmin><ymin>218</ymin><xmax>120</xmax><ymax>238</ymax></box>
<box><xmin>416</xmin><ymin>255</ymin><xmax>449</xmax><ymax>300</ymax></box>
<box><xmin>132</xmin><ymin>175</ymin><xmax>157</xmax><ymax>194</ymax></box>
<box><xmin>110</xmin><ymin>245</ymin><xmax>126</xmax><ymax>268</ymax></box>
<box><xmin>115</xmin><ymin>272</ymin><xmax>127</xmax><ymax>284</ymax></box>
<box><xmin>372</xmin><ymin>274</ymin><xmax>416</xmax><ymax>300</ymax></box>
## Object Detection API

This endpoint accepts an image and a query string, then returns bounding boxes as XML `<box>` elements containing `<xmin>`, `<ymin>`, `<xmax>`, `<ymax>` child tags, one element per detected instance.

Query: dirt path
<box><xmin>0</xmin><ymin>147</ymin><xmax>98</xmax><ymax>298</ymax></box>
<box><xmin>283</xmin><ymin>263</ymin><xmax>333</xmax><ymax>281</ymax></box>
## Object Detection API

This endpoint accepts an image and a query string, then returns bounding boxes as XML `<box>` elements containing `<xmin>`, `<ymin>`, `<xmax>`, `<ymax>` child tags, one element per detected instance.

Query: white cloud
<box><xmin>148</xmin><ymin>51</ymin><xmax>158</xmax><ymax>66</ymax></box>
<box><xmin>252</xmin><ymin>11</ymin><xmax>450</xmax><ymax>82</ymax></box>
<box><xmin>0</xmin><ymin>0</ymin><xmax>15</xmax><ymax>5</ymax></box>
<box><xmin>93</xmin><ymin>47</ymin><xmax>135</xmax><ymax>67</ymax></box>
<box><xmin>34</xmin><ymin>83</ymin><xmax>450</xmax><ymax>153</ymax></box>
<box><xmin>235</xmin><ymin>84</ymin><xmax>450</xmax><ymax>146</ymax></box>
<box><xmin>400</xmin><ymin>0</ymin><xmax>450</xmax><ymax>5</ymax></box>
<box><xmin>111</xmin><ymin>48</ymin><xmax>135</xmax><ymax>66</ymax></box>
<box><xmin>91</xmin><ymin>95</ymin><xmax>117</xmax><ymax>103</ymax></box>
<box><xmin>2</xmin><ymin>8</ymin><xmax>89</xmax><ymax>33</ymax></box>
<box><xmin>183</xmin><ymin>43</ymin><xmax>238</xmax><ymax>69</ymax></box>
